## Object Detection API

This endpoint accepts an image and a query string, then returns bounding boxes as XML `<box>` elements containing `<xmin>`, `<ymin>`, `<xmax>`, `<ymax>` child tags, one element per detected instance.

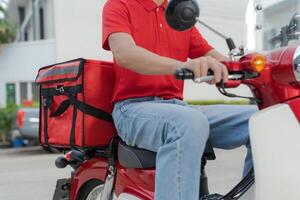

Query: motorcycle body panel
<box><xmin>70</xmin><ymin>158</ymin><xmax>108</xmax><ymax>200</ymax></box>
<box><xmin>114</xmin><ymin>168</ymin><xmax>154</xmax><ymax>200</ymax></box>
<box><xmin>241</xmin><ymin>45</ymin><xmax>300</xmax><ymax>109</ymax></box>
<box><xmin>70</xmin><ymin>159</ymin><xmax>155</xmax><ymax>200</ymax></box>
<box><xmin>250</xmin><ymin>103</ymin><xmax>300</xmax><ymax>200</ymax></box>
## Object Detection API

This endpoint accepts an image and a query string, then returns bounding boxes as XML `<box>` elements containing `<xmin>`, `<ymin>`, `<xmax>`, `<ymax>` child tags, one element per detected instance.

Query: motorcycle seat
<box><xmin>118</xmin><ymin>140</ymin><xmax>216</xmax><ymax>169</ymax></box>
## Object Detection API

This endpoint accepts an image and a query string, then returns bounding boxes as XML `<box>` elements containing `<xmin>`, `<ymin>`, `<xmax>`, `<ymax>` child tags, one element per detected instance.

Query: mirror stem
<box><xmin>196</xmin><ymin>18</ymin><xmax>228</xmax><ymax>40</ymax></box>
<box><xmin>196</xmin><ymin>18</ymin><xmax>236</xmax><ymax>51</ymax></box>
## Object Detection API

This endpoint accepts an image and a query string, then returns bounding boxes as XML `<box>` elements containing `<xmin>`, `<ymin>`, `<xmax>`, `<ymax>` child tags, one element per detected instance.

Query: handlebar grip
<box><xmin>175</xmin><ymin>68</ymin><xmax>214</xmax><ymax>80</ymax></box>
<box><xmin>175</xmin><ymin>68</ymin><xmax>194</xmax><ymax>80</ymax></box>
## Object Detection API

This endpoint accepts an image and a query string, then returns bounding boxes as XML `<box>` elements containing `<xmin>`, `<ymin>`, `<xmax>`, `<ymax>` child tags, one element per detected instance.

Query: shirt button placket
<box><xmin>157</xmin><ymin>7</ymin><xmax>166</xmax><ymax>47</ymax></box>
<box><xmin>155</xmin><ymin>7</ymin><xmax>162</xmax><ymax>45</ymax></box>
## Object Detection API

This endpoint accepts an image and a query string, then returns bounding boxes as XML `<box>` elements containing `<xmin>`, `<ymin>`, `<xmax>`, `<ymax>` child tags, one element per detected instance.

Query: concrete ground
<box><xmin>0</xmin><ymin>146</ymin><xmax>247</xmax><ymax>200</ymax></box>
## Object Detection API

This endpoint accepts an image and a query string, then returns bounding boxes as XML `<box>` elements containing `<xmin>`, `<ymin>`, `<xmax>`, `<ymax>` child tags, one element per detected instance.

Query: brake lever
<box><xmin>216</xmin><ymin>81</ymin><xmax>262</xmax><ymax>104</ymax></box>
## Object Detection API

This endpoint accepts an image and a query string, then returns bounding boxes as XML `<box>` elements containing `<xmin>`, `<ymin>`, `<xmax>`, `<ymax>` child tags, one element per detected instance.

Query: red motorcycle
<box><xmin>46</xmin><ymin>0</ymin><xmax>300</xmax><ymax>200</ymax></box>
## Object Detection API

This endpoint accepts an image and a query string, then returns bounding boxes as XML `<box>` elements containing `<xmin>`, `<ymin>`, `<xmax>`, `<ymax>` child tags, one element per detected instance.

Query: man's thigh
<box><xmin>191</xmin><ymin>104</ymin><xmax>258</xmax><ymax>149</ymax></box>
<box><xmin>112</xmin><ymin>99</ymin><xmax>209</xmax><ymax>152</ymax></box>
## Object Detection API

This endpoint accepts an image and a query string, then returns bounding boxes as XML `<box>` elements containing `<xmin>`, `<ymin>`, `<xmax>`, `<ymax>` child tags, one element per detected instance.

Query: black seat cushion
<box><xmin>118</xmin><ymin>140</ymin><xmax>216</xmax><ymax>169</ymax></box>
<box><xmin>118</xmin><ymin>141</ymin><xmax>156</xmax><ymax>168</ymax></box>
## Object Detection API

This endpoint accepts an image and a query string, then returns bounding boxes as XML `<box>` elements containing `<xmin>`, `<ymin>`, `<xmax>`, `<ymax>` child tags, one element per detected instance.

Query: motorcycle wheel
<box><xmin>76</xmin><ymin>180</ymin><xmax>104</xmax><ymax>200</ymax></box>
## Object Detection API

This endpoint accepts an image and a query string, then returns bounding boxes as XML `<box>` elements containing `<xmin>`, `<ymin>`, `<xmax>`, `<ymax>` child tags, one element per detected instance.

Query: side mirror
<box><xmin>165</xmin><ymin>0</ymin><xmax>200</xmax><ymax>31</ymax></box>
<box><xmin>289</xmin><ymin>13</ymin><xmax>300</xmax><ymax>36</ymax></box>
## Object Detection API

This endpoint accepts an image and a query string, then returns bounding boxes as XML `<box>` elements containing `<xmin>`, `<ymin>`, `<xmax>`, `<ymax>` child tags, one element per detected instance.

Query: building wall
<box><xmin>0</xmin><ymin>40</ymin><xmax>56</xmax><ymax>107</ymax></box>
<box><xmin>53</xmin><ymin>0</ymin><xmax>112</xmax><ymax>62</ymax></box>
<box><xmin>260</xmin><ymin>0</ymin><xmax>300</xmax><ymax>50</ymax></box>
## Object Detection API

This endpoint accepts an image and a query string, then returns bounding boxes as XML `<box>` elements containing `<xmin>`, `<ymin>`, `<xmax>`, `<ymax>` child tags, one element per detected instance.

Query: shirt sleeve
<box><xmin>188</xmin><ymin>27</ymin><xmax>214</xmax><ymax>59</ymax></box>
<box><xmin>102</xmin><ymin>0</ymin><xmax>132</xmax><ymax>51</ymax></box>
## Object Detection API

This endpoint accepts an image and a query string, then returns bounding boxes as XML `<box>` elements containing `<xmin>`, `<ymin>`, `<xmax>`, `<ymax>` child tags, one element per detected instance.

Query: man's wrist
<box><xmin>170</xmin><ymin>61</ymin><xmax>186</xmax><ymax>73</ymax></box>
<box><xmin>178</xmin><ymin>60</ymin><xmax>193</xmax><ymax>71</ymax></box>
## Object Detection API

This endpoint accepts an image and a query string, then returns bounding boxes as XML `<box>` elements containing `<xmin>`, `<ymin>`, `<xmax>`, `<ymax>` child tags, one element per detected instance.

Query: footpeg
<box><xmin>200</xmin><ymin>194</ymin><xmax>223</xmax><ymax>200</ymax></box>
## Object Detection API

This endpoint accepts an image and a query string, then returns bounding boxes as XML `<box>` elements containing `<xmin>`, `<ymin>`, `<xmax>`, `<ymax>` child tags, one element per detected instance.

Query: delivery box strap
<box><xmin>48</xmin><ymin>92</ymin><xmax>113</xmax><ymax>123</ymax></box>
<box><xmin>67</xmin><ymin>94</ymin><xmax>113</xmax><ymax>123</ymax></box>
<box><xmin>49</xmin><ymin>100</ymin><xmax>71</xmax><ymax>117</ymax></box>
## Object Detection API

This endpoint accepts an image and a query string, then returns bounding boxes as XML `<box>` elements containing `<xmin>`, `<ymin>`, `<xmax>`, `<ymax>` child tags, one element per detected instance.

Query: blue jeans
<box><xmin>112</xmin><ymin>97</ymin><xmax>257</xmax><ymax>200</ymax></box>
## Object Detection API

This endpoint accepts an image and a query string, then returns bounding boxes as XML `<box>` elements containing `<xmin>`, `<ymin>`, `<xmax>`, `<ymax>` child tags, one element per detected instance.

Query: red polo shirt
<box><xmin>102</xmin><ymin>0</ymin><xmax>213</xmax><ymax>103</ymax></box>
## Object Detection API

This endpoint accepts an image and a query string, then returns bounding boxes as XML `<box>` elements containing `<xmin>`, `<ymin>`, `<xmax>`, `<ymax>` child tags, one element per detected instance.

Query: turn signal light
<box><xmin>251</xmin><ymin>54</ymin><xmax>266</xmax><ymax>72</ymax></box>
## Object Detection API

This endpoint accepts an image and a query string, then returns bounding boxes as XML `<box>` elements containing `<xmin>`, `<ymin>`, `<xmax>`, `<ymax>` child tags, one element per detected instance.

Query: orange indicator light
<box><xmin>251</xmin><ymin>54</ymin><xmax>266</xmax><ymax>73</ymax></box>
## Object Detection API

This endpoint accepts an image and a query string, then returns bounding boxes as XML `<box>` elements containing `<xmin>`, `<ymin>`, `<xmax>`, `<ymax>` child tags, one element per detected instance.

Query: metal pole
<box><xmin>33</xmin><ymin>0</ymin><xmax>41</xmax><ymax>40</ymax></box>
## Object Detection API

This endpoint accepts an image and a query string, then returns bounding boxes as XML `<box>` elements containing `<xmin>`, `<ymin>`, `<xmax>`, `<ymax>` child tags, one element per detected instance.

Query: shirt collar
<box><xmin>136</xmin><ymin>0</ymin><xmax>168</xmax><ymax>12</ymax></box>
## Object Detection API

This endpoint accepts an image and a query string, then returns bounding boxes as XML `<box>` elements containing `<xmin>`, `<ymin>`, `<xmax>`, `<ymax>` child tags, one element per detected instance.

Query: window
<box><xmin>32</xmin><ymin>82</ymin><xmax>40</xmax><ymax>102</ymax></box>
<box><xmin>20</xmin><ymin>82</ymin><xmax>28</xmax><ymax>103</ymax></box>
<box><xmin>18</xmin><ymin>6</ymin><xmax>28</xmax><ymax>41</ymax></box>
<box><xmin>6</xmin><ymin>83</ymin><xmax>16</xmax><ymax>105</ymax></box>
<box><xmin>6</xmin><ymin>82</ymin><xmax>40</xmax><ymax>106</ymax></box>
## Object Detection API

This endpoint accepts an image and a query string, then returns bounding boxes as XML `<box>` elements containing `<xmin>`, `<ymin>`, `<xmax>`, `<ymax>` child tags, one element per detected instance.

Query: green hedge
<box><xmin>0</xmin><ymin>6</ymin><xmax>16</xmax><ymax>44</ymax></box>
<box><xmin>0</xmin><ymin>105</ymin><xmax>17</xmax><ymax>142</ymax></box>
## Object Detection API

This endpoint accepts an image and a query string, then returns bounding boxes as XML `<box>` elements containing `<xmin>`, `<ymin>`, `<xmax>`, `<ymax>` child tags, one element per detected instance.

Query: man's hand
<box><xmin>183</xmin><ymin>56</ymin><xmax>229</xmax><ymax>84</ymax></box>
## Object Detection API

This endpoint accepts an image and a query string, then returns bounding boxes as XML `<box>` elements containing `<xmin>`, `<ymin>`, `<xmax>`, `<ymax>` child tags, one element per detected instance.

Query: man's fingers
<box><xmin>219</xmin><ymin>62</ymin><xmax>229</xmax><ymax>83</ymax></box>
<box><xmin>192</xmin><ymin>60</ymin><xmax>201</xmax><ymax>79</ymax></box>
<box><xmin>208</xmin><ymin>58</ymin><xmax>222</xmax><ymax>83</ymax></box>
<box><xmin>190</xmin><ymin>57</ymin><xmax>229</xmax><ymax>84</ymax></box>
<box><xmin>199</xmin><ymin>59</ymin><xmax>208</xmax><ymax>78</ymax></box>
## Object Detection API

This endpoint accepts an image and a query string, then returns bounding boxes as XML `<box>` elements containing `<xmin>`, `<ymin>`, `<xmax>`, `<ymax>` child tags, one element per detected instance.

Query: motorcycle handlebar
<box><xmin>175</xmin><ymin>68</ymin><xmax>195</xmax><ymax>80</ymax></box>
<box><xmin>175</xmin><ymin>68</ymin><xmax>214</xmax><ymax>83</ymax></box>
<box><xmin>175</xmin><ymin>68</ymin><xmax>244</xmax><ymax>84</ymax></box>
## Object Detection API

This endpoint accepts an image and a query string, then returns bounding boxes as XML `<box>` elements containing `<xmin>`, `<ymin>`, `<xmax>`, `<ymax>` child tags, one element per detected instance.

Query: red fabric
<box><xmin>102</xmin><ymin>0</ymin><xmax>214</xmax><ymax>102</ymax></box>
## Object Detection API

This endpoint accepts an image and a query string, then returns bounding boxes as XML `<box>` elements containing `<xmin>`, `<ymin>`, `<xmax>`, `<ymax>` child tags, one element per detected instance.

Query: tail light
<box><xmin>17</xmin><ymin>110</ymin><xmax>25</xmax><ymax>128</ymax></box>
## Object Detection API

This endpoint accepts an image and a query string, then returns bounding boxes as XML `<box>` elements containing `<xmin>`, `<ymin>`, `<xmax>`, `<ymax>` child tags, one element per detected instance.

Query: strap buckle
<box><xmin>56</xmin><ymin>85</ymin><xmax>65</xmax><ymax>93</ymax></box>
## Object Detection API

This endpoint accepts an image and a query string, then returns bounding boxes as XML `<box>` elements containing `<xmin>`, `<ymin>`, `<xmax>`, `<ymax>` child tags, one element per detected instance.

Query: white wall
<box><xmin>0</xmin><ymin>40</ymin><xmax>56</xmax><ymax>107</ymax></box>
<box><xmin>53</xmin><ymin>0</ymin><xmax>112</xmax><ymax>62</ymax></box>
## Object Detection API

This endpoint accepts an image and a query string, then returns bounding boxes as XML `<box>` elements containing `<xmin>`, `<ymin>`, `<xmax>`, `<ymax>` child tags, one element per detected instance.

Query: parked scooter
<box><xmin>51</xmin><ymin>0</ymin><xmax>300</xmax><ymax>200</ymax></box>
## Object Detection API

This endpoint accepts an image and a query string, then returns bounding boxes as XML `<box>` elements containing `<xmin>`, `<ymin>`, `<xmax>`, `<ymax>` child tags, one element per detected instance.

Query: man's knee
<box><xmin>169</xmin><ymin>109</ymin><xmax>210</xmax><ymax>146</ymax></box>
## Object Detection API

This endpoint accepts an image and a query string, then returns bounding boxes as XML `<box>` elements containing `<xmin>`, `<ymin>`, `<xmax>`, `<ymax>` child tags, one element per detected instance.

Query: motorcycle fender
<box><xmin>249</xmin><ymin>104</ymin><xmax>300</xmax><ymax>200</ymax></box>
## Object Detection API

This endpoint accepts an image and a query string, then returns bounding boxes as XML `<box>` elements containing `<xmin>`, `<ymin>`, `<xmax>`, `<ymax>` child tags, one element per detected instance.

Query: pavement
<box><xmin>0</xmin><ymin>146</ymin><xmax>247</xmax><ymax>200</ymax></box>
<box><xmin>0</xmin><ymin>147</ymin><xmax>71</xmax><ymax>200</ymax></box>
